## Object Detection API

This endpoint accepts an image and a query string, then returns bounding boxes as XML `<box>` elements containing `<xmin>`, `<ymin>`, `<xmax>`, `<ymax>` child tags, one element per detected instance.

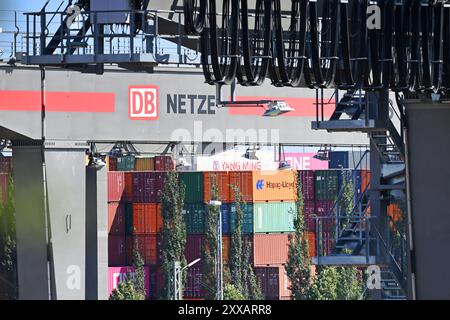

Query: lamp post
<box><xmin>209</xmin><ymin>200</ymin><xmax>223</xmax><ymax>300</ymax></box>
<box><xmin>173</xmin><ymin>258</ymin><xmax>201</xmax><ymax>300</ymax></box>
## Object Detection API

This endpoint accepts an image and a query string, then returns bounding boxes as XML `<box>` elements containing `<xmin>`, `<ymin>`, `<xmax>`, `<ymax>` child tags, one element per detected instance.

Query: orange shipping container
<box><xmin>253</xmin><ymin>233</ymin><xmax>290</xmax><ymax>266</ymax></box>
<box><xmin>278</xmin><ymin>266</ymin><xmax>292</xmax><ymax>299</ymax></box>
<box><xmin>156</xmin><ymin>204</ymin><xmax>163</xmax><ymax>233</ymax></box>
<box><xmin>126</xmin><ymin>235</ymin><xmax>157</xmax><ymax>265</ymax></box>
<box><xmin>229</xmin><ymin>172</ymin><xmax>253</xmax><ymax>202</ymax></box>
<box><xmin>388</xmin><ymin>204</ymin><xmax>402</xmax><ymax>223</ymax></box>
<box><xmin>204</xmin><ymin>172</ymin><xmax>231</xmax><ymax>203</ymax></box>
<box><xmin>222</xmin><ymin>236</ymin><xmax>230</xmax><ymax>262</ymax></box>
<box><xmin>135</xmin><ymin>157</ymin><xmax>155</xmax><ymax>171</ymax></box>
<box><xmin>132</xmin><ymin>203</ymin><xmax>160</xmax><ymax>234</ymax></box>
<box><xmin>124</xmin><ymin>172</ymin><xmax>133</xmax><ymax>202</ymax></box>
<box><xmin>361</xmin><ymin>170</ymin><xmax>371</xmax><ymax>191</ymax></box>
<box><xmin>307</xmin><ymin>231</ymin><xmax>316</xmax><ymax>258</ymax></box>
<box><xmin>252</xmin><ymin>171</ymin><xmax>297</xmax><ymax>202</ymax></box>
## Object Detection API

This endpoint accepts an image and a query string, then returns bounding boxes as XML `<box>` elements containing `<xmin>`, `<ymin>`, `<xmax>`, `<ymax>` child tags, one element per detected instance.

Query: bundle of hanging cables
<box><xmin>183</xmin><ymin>0</ymin><xmax>450</xmax><ymax>94</ymax></box>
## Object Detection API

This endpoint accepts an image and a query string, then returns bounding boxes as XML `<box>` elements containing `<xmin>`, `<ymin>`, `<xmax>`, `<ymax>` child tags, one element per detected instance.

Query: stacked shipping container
<box><xmin>107</xmin><ymin>157</ymin><xmax>370</xmax><ymax>300</ymax></box>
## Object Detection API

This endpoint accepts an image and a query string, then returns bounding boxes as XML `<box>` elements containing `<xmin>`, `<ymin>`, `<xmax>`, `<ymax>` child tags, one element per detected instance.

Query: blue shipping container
<box><xmin>329</xmin><ymin>151</ymin><xmax>349</xmax><ymax>169</ymax></box>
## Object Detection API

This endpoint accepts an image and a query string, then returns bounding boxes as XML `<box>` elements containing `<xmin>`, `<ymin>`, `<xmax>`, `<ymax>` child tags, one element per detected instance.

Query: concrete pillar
<box><xmin>86</xmin><ymin>166</ymin><xmax>108</xmax><ymax>300</ymax></box>
<box><xmin>12</xmin><ymin>143</ymin><xmax>49</xmax><ymax>300</ymax></box>
<box><xmin>404</xmin><ymin>100</ymin><xmax>450</xmax><ymax>299</ymax></box>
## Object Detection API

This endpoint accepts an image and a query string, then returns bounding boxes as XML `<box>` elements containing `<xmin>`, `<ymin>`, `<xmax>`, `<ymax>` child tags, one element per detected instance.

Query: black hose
<box><xmin>184</xmin><ymin>0</ymin><xmax>207</xmax><ymax>35</ymax></box>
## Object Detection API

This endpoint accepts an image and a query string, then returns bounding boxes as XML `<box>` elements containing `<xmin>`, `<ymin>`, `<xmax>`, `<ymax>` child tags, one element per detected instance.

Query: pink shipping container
<box><xmin>0</xmin><ymin>173</ymin><xmax>9</xmax><ymax>204</ymax></box>
<box><xmin>185</xmin><ymin>235</ymin><xmax>204</xmax><ymax>263</ymax></box>
<box><xmin>253</xmin><ymin>234</ymin><xmax>290</xmax><ymax>266</ymax></box>
<box><xmin>0</xmin><ymin>157</ymin><xmax>11</xmax><ymax>174</ymax></box>
<box><xmin>108</xmin><ymin>266</ymin><xmax>150</xmax><ymax>299</ymax></box>
<box><xmin>132</xmin><ymin>172</ymin><xmax>166</xmax><ymax>203</ymax></box>
<box><xmin>108</xmin><ymin>202</ymin><xmax>125</xmax><ymax>235</ymax></box>
<box><xmin>184</xmin><ymin>266</ymin><xmax>203</xmax><ymax>298</ymax></box>
<box><xmin>109</xmin><ymin>235</ymin><xmax>126</xmax><ymax>266</ymax></box>
<box><xmin>155</xmin><ymin>156</ymin><xmax>175</xmax><ymax>171</ymax></box>
<box><xmin>108</xmin><ymin>172</ymin><xmax>125</xmax><ymax>202</ymax></box>
<box><xmin>299</xmin><ymin>170</ymin><xmax>315</xmax><ymax>201</ymax></box>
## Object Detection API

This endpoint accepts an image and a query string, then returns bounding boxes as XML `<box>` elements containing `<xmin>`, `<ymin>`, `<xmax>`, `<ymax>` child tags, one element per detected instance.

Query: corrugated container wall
<box><xmin>108</xmin><ymin>156</ymin><xmax>117</xmax><ymax>171</ymax></box>
<box><xmin>204</xmin><ymin>172</ymin><xmax>230</xmax><ymax>203</ymax></box>
<box><xmin>108</xmin><ymin>266</ymin><xmax>150</xmax><ymax>299</ymax></box>
<box><xmin>303</xmin><ymin>200</ymin><xmax>316</xmax><ymax>231</ymax></box>
<box><xmin>132</xmin><ymin>203</ymin><xmax>160</xmax><ymax>234</ymax></box>
<box><xmin>155</xmin><ymin>156</ymin><xmax>175</xmax><ymax>171</ymax></box>
<box><xmin>126</xmin><ymin>235</ymin><xmax>158</xmax><ymax>265</ymax></box>
<box><xmin>255</xmin><ymin>267</ymin><xmax>279</xmax><ymax>299</ymax></box>
<box><xmin>180</xmin><ymin>172</ymin><xmax>204</xmax><ymax>203</ymax></box>
<box><xmin>253</xmin><ymin>234</ymin><xmax>290</xmax><ymax>266</ymax></box>
<box><xmin>253</xmin><ymin>202</ymin><xmax>296</xmax><ymax>233</ymax></box>
<box><xmin>132</xmin><ymin>172</ymin><xmax>166</xmax><ymax>203</ymax></box>
<box><xmin>0</xmin><ymin>173</ymin><xmax>9</xmax><ymax>204</ymax></box>
<box><xmin>299</xmin><ymin>170</ymin><xmax>314</xmax><ymax>201</ymax></box>
<box><xmin>117</xmin><ymin>155</ymin><xmax>136</xmax><ymax>171</ymax></box>
<box><xmin>314</xmin><ymin>170</ymin><xmax>339</xmax><ymax>201</ymax></box>
<box><xmin>185</xmin><ymin>235</ymin><xmax>203</xmax><ymax>263</ymax></box>
<box><xmin>184</xmin><ymin>204</ymin><xmax>206</xmax><ymax>234</ymax></box>
<box><xmin>109</xmin><ymin>235</ymin><xmax>126</xmax><ymax>266</ymax></box>
<box><xmin>229</xmin><ymin>172</ymin><xmax>253</xmax><ymax>202</ymax></box>
<box><xmin>107</xmin><ymin>172</ymin><xmax>125</xmax><ymax>202</ymax></box>
<box><xmin>135</xmin><ymin>157</ymin><xmax>155</xmax><ymax>171</ymax></box>
<box><xmin>184</xmin><ymin>266</ymin><xmax>203</xmax><ymax>298</ymax></box>
<box><xmin>0</xmin><ymin>157</ymin><xmax>12</xmax><ymax>173</ymax></box>
<box><xmin>108</xmin><ymin>202</ymin><xmax>125</xmax><ymax>235</ymax></box>
<box><xmin>229</xmin><ymin>204</ymin><xmax>254</xmax><ymax>234</ymax></box>
<box><xmin>252</xmin><ymin>171</ymin><xmax>297</xmax><ymax>202</ymax></box>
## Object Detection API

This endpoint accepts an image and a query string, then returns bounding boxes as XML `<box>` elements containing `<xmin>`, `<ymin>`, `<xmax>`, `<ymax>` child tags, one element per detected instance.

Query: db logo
<box><xmin>129</xmin><ymin>86</ymin><xmax>158</xmax><ymax>120</ymax></box>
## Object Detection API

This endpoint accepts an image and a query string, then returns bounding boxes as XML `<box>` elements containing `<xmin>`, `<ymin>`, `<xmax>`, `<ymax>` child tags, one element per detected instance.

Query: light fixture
<box><xmin>186</xmin><ymin>258</ymin><xmax>201</xmax><ymax>268</ymax></box>
<box><xmin>176</xmin><ymin>156</ymin><xmax>192</xmax><ymax>168</ymax></box>
<box><xmin>263</xmin><ymin>101</ymin><xmax>295</xmax><ymax>117</ymax></box>
<box><xmin>313</xmin><ymin>145</ymin><xmax>331</xmax><ymax>161</ymax></box>
<box><xmin>277</xmin><ymin>144</ymin><xmax>292</xmax><ymax>170</ymax></box>
<box><xmin>88</xmin><ymin>155</ymin><xmax>106</xmax><ymax>169</ymax></box>
<box><xmin>209</xmin><ymin>200</ymin><xmax>222</xmax><ymax>206</ymax></box>
<box><xmin>278</xmin><ymin>160</ymin><xmax>292</xmax><ymax>170</ymax></box>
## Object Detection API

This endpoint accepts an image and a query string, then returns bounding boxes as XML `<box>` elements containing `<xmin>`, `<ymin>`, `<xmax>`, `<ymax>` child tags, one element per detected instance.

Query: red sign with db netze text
<box><xmin>129</xmin><ymin>86</ymin><xmax>158</xmax><ymax>120</ymax></box>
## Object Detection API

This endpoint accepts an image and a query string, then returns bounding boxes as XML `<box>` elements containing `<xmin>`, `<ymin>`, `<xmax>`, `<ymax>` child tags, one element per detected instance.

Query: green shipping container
<box><xmin>230</xmin><ymin>204</ymin><xmax>254</xmax><ymax>234</ymax></box>
<box><xmin>314</xmin><ymin>170</ymin><xmax>339</xmax><ymax>201</ymax></box>
<box><xmin>180</xmin><ymin>172</ymin><xmax>204</xmax><ymax>203</ymax></box>
<box><xmin>124</xmin><ymin>203</ymin><xmax>133</xmax><ymax>236</ymax></box>
<box><xmin>253</xmin><ymin>202</ymin><xmax>296</xmax><ymax>233</ymax></box>
<box><xmin>184</xmin><ymin>204</ymin><xmax>206</xmax><ymax>234</ymax></box>
<box><xmin>117</xmin><ymin>156</ymin><xmax>136</xmax><ymax>171</ymax></box>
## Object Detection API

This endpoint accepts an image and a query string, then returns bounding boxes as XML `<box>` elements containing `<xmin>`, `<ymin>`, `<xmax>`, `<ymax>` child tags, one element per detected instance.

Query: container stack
<box><xmin>106</xmin><ymin>161</ymin><xmax>370</xmax><ymax>300</ymax></box>
<box><xmin>107</xmin><ymin>155</ymin><xmax>174</xmax><ymax>298</ymax></box>
<box><xmin>0</xmin><ymin>157</ymin><xmax>12</xmax><ymax>205</ymax></box>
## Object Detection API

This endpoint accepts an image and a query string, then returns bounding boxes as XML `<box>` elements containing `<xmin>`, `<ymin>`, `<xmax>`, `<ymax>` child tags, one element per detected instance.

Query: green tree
<box><xmin>203</xmin><ymin>174</ymin><xmax>219</xmax><ymax>300</ymax></box>
<box><xmin>286</xmin><ymin>172</ymin><xmax>312</xmax><ymax>300</ymax></box>
<box><xmin>160</xmin><ymin>171</ymin><xmax>186</xmax><ymax>299</ymax></box>
<box><xmin>229</xmin><ymin>185</ymin><xmax>262</xmax><ymax>300</ymax></box>
<box><xmin>336</xmin><ymin>266</ymin><xmax>365</xmax><ymax>300</ymax></box>
<box><xmin>339</xmin><ymin>169</ymin><xmax>355</xmax><ymax>229</ymax></box>
<box><xmin>223</xmin><ymin>284</ymin><xmax>246</xmax><ymax>300</ymax></box>
<box><xmin>109</xmin><ymin>246</ymin><xmax>146</xmax><ymax>300</ymax></box>
<box><xmin>307</xmin><ymin>266</ymin><xmax>339</xmax><ymax>300</ymax></box>
<box><xmin>0</xmin><ymin>174</ymin><xmax>17</xmax><ymax>299</ymax></box>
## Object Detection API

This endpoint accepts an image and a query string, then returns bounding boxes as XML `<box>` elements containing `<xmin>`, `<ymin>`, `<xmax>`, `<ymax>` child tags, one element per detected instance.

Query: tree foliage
<box><xmin>229</xmin><ymin>185</ymin><xmax>262</xmax><ymax>300</ymax></box>
<box><xmin>0</xmin><ymin>174</ymin><xmax>17</xmax><ymax>300</ymax></box>
<box><xmin>286</xmin><ymin>172</ymin><xmax>312</xmax><ymax>300</ymax></box>
<box><xmin>223</xmin><ymin>284</ymin><xmax>246</xmax><ymax>300</ymax></box>
<box><xmin>203</xmin><ymin>174</ymin><xmax>219</xmax><ymax>299</ymax></box>
<box><xmin>336</xmin><ymin>266</ymin><xmax>365</xmax><ymax>300</ymax></box>
<box><xmin>339</xmin><ymin>169</ymin><xmax>355</xmax><ymax>228</ymax></box>
<box><xmin>160</xmin><ymin>171</ymin><xmax>186</xmax><ymax>299</ymax></box>
<box><xmin>307</xmin><ymin>266</ymin><xmax>339</xmax><ymax>300</ymax></box>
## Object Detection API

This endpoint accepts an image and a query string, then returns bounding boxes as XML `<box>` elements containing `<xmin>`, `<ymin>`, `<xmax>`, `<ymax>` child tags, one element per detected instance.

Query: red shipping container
<box><xmin>132</xmin><ymin>172</ymin><xmax>166</xmax><ymax>203</ymax></box>
<box><xmin>315</xmin><ymin>200</ymin><xmax>334</xmax><ymax>216</ymax></box>
<box><xmin>204</xmin><ymin>172</ymin><xmax>230</xmax><ymax>203</ymax></box>
<box><xmin>109</xmin><ymin>235</ymin><xmax>126</xmax><ymax>266</ymax></box>
<box><xmin>0</xmin><ymin>173</ymin><xmax>9</xmax><ymax>204</ymax></box>
<box><xmin>124</xmin><ymin>172</ymin><xmax>133</xmax><ymax>201</ymax></box>
<box><xmin>155</xmin><ymin>156</ymin><xmax>175</xmax><ymax>171</ymax></box>
<box><xmin>254</xmin><ymin>266</ymin><xmax>292</xmax><ymax>300</ymax></box>
<box><xmin>126</xmin><ymin>235</ymin><xmax>158</xmax><ymax>265</ymax></box>
<box><xmin>303</xmin><ymin>200</ymin><xmax>316</xmax><ymax>231</ymax></box>
<box><xmin>132</xmin><ymin>203</ymin><xmax>160</xmax><ymax>234</ymax></box>
<box><xmin>108</xmin><ymin>172</ymin><xmax>125</xmax><ymax>202</ymax></box>
<box><xmin>156</xmin><ymin>204</ymin><xmax>163</xmax><ymax>233</ymax></box>
<box><xmin>108</xmin><ymin>266</ymin><xmax>150</xmax><ymax>299</ymax></box>
<box><xmin>184</xmin><ymin>266</ymin><xmax>203</xmax><ymax>298</ymax></box>
<box><xmin>108</xmin><ymin>202</ymin><xmax>125</xmax><ymax>235</ymax></box>
<box><xmin>0</xmin><ymin>157</ymin><xmax>12</xmax><ymax>174</ymax></box>
<box><xmin>299</xmin><ymin>170</ymin><xmax>315</xmax><ymax>201</ymax></box>
<box><xmin>253</xmin><ymin>234</ymin><xmax>290</xmax><ymax>266</ymax></box>
<box><xmin>229</xmin><ymin>171</ymin><xmax>253</xmax><ymax>202</ymax></box>
<box><xmin>108</xmin><ymin>156</ymin><xmax>117</xmax><ymax>171</ymax></box>
<box><xmin>185</xmin><ymin>235</ymin><xmax>204</xmax><ymax>263</ymax></box>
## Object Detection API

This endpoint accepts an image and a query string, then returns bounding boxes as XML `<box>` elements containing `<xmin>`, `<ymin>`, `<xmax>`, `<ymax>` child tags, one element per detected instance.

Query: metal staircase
<box><xmin>311</xmin><ymin>89</ymin><xmax>409</xmax><ymax>300</ymax></box>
